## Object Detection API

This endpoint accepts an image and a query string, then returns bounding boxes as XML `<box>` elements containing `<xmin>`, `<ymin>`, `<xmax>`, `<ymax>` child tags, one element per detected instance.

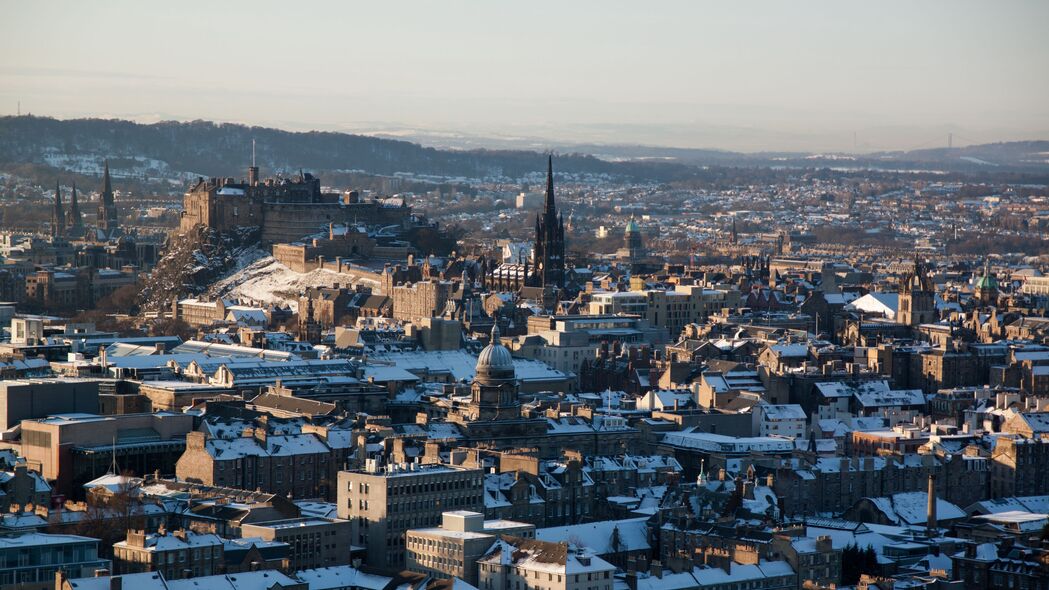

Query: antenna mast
<box><xmin>109</xmin><ymin>436</ymin><xmax>119</xmax><ymax>475</ymax></box>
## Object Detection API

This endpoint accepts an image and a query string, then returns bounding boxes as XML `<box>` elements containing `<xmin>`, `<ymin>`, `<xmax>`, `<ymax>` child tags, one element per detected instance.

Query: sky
<box><xmin>2</xmin><ymin>0</ymin><xmax>1048</xmax><ymax>152</ymax></box>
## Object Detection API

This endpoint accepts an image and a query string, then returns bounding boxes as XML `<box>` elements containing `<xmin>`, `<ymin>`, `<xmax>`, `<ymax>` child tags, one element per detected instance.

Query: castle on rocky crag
<box><xmin>179</xmin><ymin>164</ymin><xmax>425</xmax><ymax>244</ymax></box>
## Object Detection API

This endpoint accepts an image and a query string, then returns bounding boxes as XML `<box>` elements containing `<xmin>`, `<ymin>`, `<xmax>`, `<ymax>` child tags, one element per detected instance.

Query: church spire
<box><xmin>98</xmin><ymin>159</ymin><xmax>117</xmax><ymax>231</ymax></box>
<box><xmin>545</xmin><ymin>154</ymin><xmax>555</xmax><ymax>215</ymax></box>
<box><xmin>67</xmin><ymin>182</ymin><xmax>83</xmax><ymax>234</ymax></box>
<box><xmin>52</xmin><ymin>181</ymin><xmax>65</xmax><ymax>238</ymax></box>
<box><xmin>103</xmin><ymin>159</ymin><xmax>112</xmax><ymax>195</ymax></box>
<box><xmin>533</xmin><ymin>155</ymin><xmax>565</xmax><ymax>291</ymax></box>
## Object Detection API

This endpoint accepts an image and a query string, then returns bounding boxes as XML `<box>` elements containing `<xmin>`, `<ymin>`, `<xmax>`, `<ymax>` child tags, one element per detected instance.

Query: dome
<box><xmin>975</xmin><ymin>273</ymin><xmax>998</xmax><ymax>290</ymax></box>
<box><xmin>476</xmin><ymin>324</ymin><xmax>515</xmax><ymax>380</ymax></box>
<box><xmin>625</xmin><ymin>218</ymin><xmax>640</xmax><ymax>233</ymax></box>
<box><xmin>975</xmin><ymin>262</ymin><xmax>999</xmax><ymax>291</ymax></box>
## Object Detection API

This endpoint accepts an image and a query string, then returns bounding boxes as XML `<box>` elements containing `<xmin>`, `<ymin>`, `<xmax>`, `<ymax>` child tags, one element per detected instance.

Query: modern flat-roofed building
<box><xmin>17</xmin><ymin>412</ymin><xmax>193</xmax><ymax>497</ymax></box>
<box><xmin>0</xmin><ymin>379</ymin><xmax>99</xmax><ymax>430</ymax></box>
<box><xmin>337</xmin><ymin>462</ymin><xmax>484</xmax><ymax>569</ymax></box>
<box><xmin>406</xmin><ymin>510</ymin><xmax>534</xmax><ymax>585</ymax></box>
<box><xmin>240</xmin><ymin>517</ymin><xmax>352</xmax><ymax>570</ymax></box>
<box><xmin>0</xmin><ymin>532</ymin><xmax>109</xmax><ymax>590</ymax></box>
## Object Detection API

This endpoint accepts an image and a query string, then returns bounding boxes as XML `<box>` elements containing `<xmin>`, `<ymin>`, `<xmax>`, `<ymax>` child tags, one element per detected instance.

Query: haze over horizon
<box><xmin>3</xmin><ymin>0</ymin><xmax>1048</xmax><ymax>153</ymax></box>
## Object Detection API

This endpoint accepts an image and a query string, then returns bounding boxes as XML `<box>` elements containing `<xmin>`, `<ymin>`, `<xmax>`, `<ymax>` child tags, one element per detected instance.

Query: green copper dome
<box><xmin>975</xmin><ymin>267</ymin><xmax>998</xmax><ymax>291</ymax></box>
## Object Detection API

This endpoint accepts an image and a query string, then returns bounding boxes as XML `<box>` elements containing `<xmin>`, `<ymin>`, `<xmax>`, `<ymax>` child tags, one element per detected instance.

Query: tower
<box><xmin>66</xmin><ymin>182</ymin><xmax>84</xmax><ymax>236</ymax></box>
<box><xmin>927</xmin><ymin>474</ymin><xmax>938</xmax><ymax>534</ymax></box>
<box><xmin>624</xmin><ymin>217</ymin><xmax>645</xmax><ymax>266</ymax></box>
<box><xmin>530</xmin><ymin>155</ymin><xmax>566</xmax><ymax>289</ymax></box>
<box><xmin>973</xmin><ymin>259</ymin><xmax>999</xmax><ymax>306</ymax></box>
<box><xmin>467</xmin><ymin>324</ymin><xmax>520</xmax><ymax>421</ymax></box>
<box><xmin>298</xmin><ymin>295</ymin><xmax>321</xmax><ymax>343</ymax></box>
<box><xmin>898</xmin><ymin>258</ymin><xmax>936</xmax><ymax>327</ymax></box>
<box><xmin>248</xmin><ymin>139</ymin><xmax>259</xmax><ymax>187</ymax></box>
<box><xmin>51</xmin><ymin>182</ymin><xmax>65</xmax><ymax>238</ymax></box>
<box><xmin>97</xmin><ymin>159</ymin><xmax>118</xmax><ymax>232</ymax></box>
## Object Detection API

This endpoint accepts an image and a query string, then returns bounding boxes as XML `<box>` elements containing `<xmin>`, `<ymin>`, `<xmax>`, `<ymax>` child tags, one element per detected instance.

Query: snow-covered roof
<box><xmin>661</xmin><ymin>429</ymin><xmax>795</xmax><ymax>454</ymax></box>
<box><xmin>536</xmin><ymin>518</ymin><xmax>650</xmax><ymax>554</ymax></box>
<box><xmin>295</xmin><ymin>566</ymin><xmax>393</xmax><ymax>590</ymax></box>
<box><xmin>864</xmin><ymin>492</ymin><xmax>965</xmax><ymax>526</ymax></box>
<box><xmin>847</xmin><ymin>292</ymin><xmax>899</xmax><ymax>319</ymax></box>
<box><xmin>758</xmin><ymin>403</ymin><xmax>806</xmax><ymax>421</ymax></box>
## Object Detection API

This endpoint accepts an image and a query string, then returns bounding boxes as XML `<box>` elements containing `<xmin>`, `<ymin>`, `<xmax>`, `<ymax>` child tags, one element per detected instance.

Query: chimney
<box><xmin>927</xmin><ymin>474</ymin><xmax>938</xmax><ymax>533</ymax></box>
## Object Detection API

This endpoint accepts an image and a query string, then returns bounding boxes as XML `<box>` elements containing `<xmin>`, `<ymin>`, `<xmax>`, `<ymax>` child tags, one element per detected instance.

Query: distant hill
<box><xmin>0</xmin><ymin>116</ymin><xmax>695</xmax><ymax>184</ymax></box>
<box><xmin>1</xmin><ymin>116</ymin><xmax>1044</xmax><ymax>186</ymax></box>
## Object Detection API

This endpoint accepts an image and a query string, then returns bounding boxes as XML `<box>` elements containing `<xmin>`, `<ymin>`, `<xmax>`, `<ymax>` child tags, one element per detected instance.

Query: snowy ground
<box><xmin>207</xmin><ymin>256</ymin><xmax>381</xmax><ymax>311</ymax></box>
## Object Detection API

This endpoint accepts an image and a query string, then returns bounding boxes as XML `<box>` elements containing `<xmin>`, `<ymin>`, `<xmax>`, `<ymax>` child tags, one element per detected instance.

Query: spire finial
<box><xmin>491</xmin><ymin>322</ymin><xmax>501</xmax><ymax>342</ymax></box>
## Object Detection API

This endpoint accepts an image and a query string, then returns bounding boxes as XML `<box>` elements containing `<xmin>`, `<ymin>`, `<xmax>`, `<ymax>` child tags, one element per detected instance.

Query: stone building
<box><xmin>240</xmin><ymin>517</ymin><xmax>352</xmax><ymax>571</ymax></box>
<box><xmin>337</xmin><ymin>462</ymin><xmax>484</xmax><ymax>570</ymax></box>
<box><xmin>112</xmin><ymin>529</ymin><xmax>224</xmax><ymax>579</ymax></box>
<box><xmin>391</xmin><ymin>279</ymin><xmax>459</xmax><ymax>324</ymax></box>
<box><xmin>175</xmin><ymin>427</ymin><xmax>349</xmax><ymax>501</ymax></box>
<box><xmin>24</xmin><ymin>267</ymin><xmax>137</xmax><ymax>311</ymax></box>
<box><xmin>406</xmin><ymin>510</ymin><xmax>535</xmax><ymax>585</ymax></box>
<box><xmin>272</xmin><ymin>226</ymin><xmax>415</xmax><ymax>273</ymax></box>
<box><xmin>297</xmin><ymin>285</ymin><xmax>362</xmax><ymax>328</ymax></box>
<box><xmin>179</xmin><ymin>169</ymin><xmax>421</xmax><ymax>244</ymax></box>
<box><xmin>0</xmin><ymin>464</ymin><xmax>52</xmax><ymax>512</ymax></box>
<box><xmin>478</xmin><ymin>535</ymin><xmax>615</xmax><ymax>590</ymax></box>
<box><xmin>897</xmin><ymin>259</ymin><xmax>937</xmax><ymax>327</ymax></box>
<box><xmin>990</xmin><ymin>435</ymin><xmax>1049</xmax><ymax>498</ymax></box>
<box><xmin>527</xmin><ymin>156</ymin><xmax>567</xmax><ymax>291</ymax></box>
<box><xmin>770</xmin><ymin>454</ymin><xmax>944</xmax><ymax>517</ymax></box>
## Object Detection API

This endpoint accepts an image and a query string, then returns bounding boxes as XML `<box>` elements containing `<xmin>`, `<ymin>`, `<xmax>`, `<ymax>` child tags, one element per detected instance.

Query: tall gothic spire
<box><xmin>545</xmin><ymin>154</ymin><xmax>555</xmax><ymax>215</ymax></box>
<box><xmin>67</xmin><ymin>182</ymin><xmax>83</xmax><ymax>234</ymax></box>
<box><xmin>103</xmin><ymin>160</ymin><xmax>112</xmax><ymax>194</ymax></box>
<box><xmin>98</xmin><ymin>159</ymin><xmax>117</xmax><ymax>231</ymax></box>
<box><xmin>533</xmin><ymin>155</ymin><xmax>566</xmax><ymax>291</ymax></box>
<box><xmin>52</xmin><ymin>182</ymin><xmax>65</xmax><ymax>238</ymax></box>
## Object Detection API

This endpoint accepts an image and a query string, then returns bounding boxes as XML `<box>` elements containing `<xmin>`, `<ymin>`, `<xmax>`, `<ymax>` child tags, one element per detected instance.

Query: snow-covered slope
<box><xmin>207</xmin><ymin>256</ymin><xmax>382</xmax><ymax>311</ymax></box>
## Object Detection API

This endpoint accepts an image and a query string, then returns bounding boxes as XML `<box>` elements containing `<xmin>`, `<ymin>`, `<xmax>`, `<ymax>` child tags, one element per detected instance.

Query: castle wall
<box><xmin>259</xmin><ymin>203</ymin><xmax>411</xmax><ymax>244</ymax></box>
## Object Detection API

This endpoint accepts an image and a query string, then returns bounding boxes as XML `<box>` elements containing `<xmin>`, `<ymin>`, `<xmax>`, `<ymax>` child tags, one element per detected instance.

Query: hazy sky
<box><xmin>3</xmin><ymin>0</ymin><xmax>1048</xmax><ymax>152</ymax></box>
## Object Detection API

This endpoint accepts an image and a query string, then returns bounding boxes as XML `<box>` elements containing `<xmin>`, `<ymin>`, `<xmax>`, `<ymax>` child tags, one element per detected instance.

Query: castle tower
<box><xmin>97</xmin><ymin>159</ymin><xmax>118</xmax><ymax>232</ymax></box>
<box><xmin>898</xmin><ymin>258</ymin><xmax>936</xmax><ymax>327</ymax></box>
<box><xmin>530</xmin><ymin>155</ymin><xmax>566</xmax><ymax>289</ymax></box>
<box><xmin>66</xmin><ymin>182</ymin><xmax>84</xmax><ymax>237</ymax></box>
<box><xmin>51</xmin><ymin>182</ymin><xmax>65</xmax><ymax>238</ymax></box>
